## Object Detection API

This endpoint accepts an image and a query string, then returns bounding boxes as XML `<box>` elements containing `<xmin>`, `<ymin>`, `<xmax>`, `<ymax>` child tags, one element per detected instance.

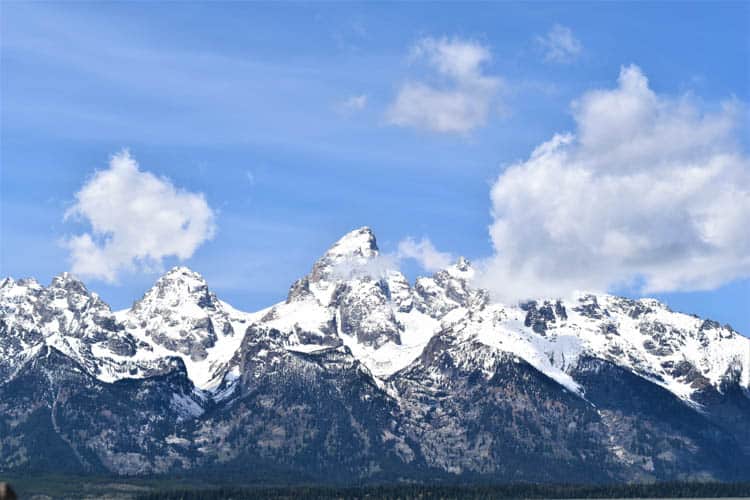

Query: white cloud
<box><xmin>536</xmin><ymin>24</ymin><xmax>582</xmax><ymax>63</ymax></box>
<box><xmin>339</xmin><ymin>94</ymin><xmax>368</xmax><ymax>113</ymax></box>
<box><xmin>330</xmin><ymin>236</ymin><xmax>454</xmax><ymax>281</ymax></box>
<box><xmin>398</xmin><ymin>237</ymin><xmax>454</xmax><ymax>272</ymax></box>
<box><xmin>64</xmin><ymin>151</ymin><xmax>216</xmax><ymax>282</ymax></box>
<box><xmin>386</xmin><ymin>37</ymin><xmax>502</xmax><ymax>134</ymax></box>
<box><xmin>477</xmin><ymin>65</ymin><xmax>750</xmax><ymax>303</ymax></box>
<box><xmin>331</xmin><ymin>254</ymin><xmax>400</xmax><ymax>282</ymax></box>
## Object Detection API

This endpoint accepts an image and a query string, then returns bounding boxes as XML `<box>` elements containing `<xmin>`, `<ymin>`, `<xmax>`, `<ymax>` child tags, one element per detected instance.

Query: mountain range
<box><xmin>1</xmin><ymin>227</ymin><xmax>748</xmax><ymax>483</ymax></box>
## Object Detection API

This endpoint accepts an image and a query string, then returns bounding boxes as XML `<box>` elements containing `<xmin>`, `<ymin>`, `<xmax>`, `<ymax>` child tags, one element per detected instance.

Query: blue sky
<box><xmin>1</xmin><ymin>2</ymin><xmax>748</xmax><ymax>333</ymax></box>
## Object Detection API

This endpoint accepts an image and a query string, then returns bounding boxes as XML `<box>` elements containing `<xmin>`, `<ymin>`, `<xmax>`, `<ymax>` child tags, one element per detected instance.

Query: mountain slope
<box><xmin>0</xmin><ymin>345</ymin><xmax>202</xmax><ymax>474</ymax></box>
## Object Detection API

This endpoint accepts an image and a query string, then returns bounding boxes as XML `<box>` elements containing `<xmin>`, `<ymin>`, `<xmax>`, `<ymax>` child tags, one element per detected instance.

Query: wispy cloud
<box><xmin>245</xmin><ymin>171</ymin><xmax>256</xmax><ymax>185</ymax></box>
<box><xmin>338</xmin><ymin>94</ymin><xmax>368</xmax><ymax>113</ymax></box>
<box><xmin>328</xmin><ymin>235</ymin><xmax>455</xmax><ymax>281</ymax></box>
<box><xmin>64</xmin><ymin>151</ymin><xmax>216</xmax><ymax>282</ymax></box>
<box><xmin>536</xmin><ymin>24</ymin><xmax>582</xmax><ymax>63</ymax></box>
<box><xmin>397</xmin><ymin>237</ymin><xmax>454</xmax><ymax>272</ymax></box>
<box><xmin>1</xmin><ymin>5</ymin><xmax>370</xmax><ymax>148</ymax></box>
<box><xmin>386</xmin><ymin>37</ymin><xmax>503</xmax><ymax>134</ymax></box>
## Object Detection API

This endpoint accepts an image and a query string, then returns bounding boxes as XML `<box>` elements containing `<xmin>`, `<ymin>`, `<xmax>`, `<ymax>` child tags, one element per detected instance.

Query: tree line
<box><xmin>138</xmin><ymin>481</ymin><xmax>750</xmax><ymax>500</ymax></box>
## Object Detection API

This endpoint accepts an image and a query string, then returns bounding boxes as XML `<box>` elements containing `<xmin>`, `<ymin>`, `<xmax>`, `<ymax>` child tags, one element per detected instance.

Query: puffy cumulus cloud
<box><xmin>398</xmin><ymin>237</ymin><xmax>454</xmax><ymax>272</ymax></box>
<box><xmin>536</xmin><ymin>24</ymin><xmax>582</xmax><ymax>63</ymax></box>
<box><xmin>64</xmin><ymin>151</ymin><xmax>216</xmax><ymax>282</ymax></box>
<box><xmin>386</xmin><ymin>37</ymin><xmax>502</xmax><ymax>134</ymax></box>
<box><xmin>478</xmin><ymin>65</ymin><xmax>750</xmax><ymax>302</ymax></box>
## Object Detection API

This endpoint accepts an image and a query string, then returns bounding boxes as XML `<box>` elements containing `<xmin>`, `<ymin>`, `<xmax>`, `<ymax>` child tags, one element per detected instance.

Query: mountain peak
<box><xmin>49</xmin><ymin>272</ymin><xmax>88</xmax><ymax>293</ymax></box>
<box><xmin>155</xmin><ymin>266</ymin><xmax>208</xmax><ymax>290</ymax></box>
<box><xmin>161</xmin><ymin>265</ymin><xmax>204</xmax><ymax>280</ymax></box>
<box><xmin>445</xmin><ymin>256</ymin><xmax>474</xmax><ymax>279</ymax></box>
<box><xmin>1</xmin><ymin>276</ymin><xmax>41</xmax><ymax>291</ymax></box>
<box><xmin>134</xmin><ymin>266</ymin><xmax>213</xmax><ymax>310</ymax></box>
<box><xmin>0</xmin><ymin>277</ymin><xmax>16</xmax><ymax>289</ymax></box>
<box><xmin>308</xmin><ymin>227</ymin><xmax>380</xmax><ymax>284</ymax></box>
<box><xmin>51</xmin><ymin>271</ymin><xmax>76</xmax><ymax>282</ymax></box>
<box><xmin>454</xmin><ymin>256</ymin><xmax>472</xmax><ymax>272</ymax></box>
<box><xmin>325</xmin><ymin>227</ymin><xmax>379</xmax><ymax>260</ymax></box>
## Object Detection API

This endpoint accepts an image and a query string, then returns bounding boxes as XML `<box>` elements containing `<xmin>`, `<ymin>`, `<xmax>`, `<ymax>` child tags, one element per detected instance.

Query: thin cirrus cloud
<box><xmin>476</xmin><ymin>65</ymin><xmax>750</xmax><ymax>303</ymax></box>
<box><xmin>536</xmin><ymin>24</ymin><xmax>582</xmax><ymax>63</ymax></box>
<box><xmin>64</xmin><ymin>151</ymin><xmax>216</xmax><ymax>282</ymax></box>
<box><xmin>386</xmin><ymin>37</ymin><xmax>503</xmax><ymax>134</ymax></box>
<box><xmin>339</xmin><ymin>94</ymin><xmax>368</xmax><ymax>113</ymax></box>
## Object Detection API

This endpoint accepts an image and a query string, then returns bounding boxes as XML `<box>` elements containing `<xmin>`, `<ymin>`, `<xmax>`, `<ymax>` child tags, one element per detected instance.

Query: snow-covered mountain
<box><xmin>0</xmin><ymin>273</ymin><xmax>180</xmax><ymax>384</ymax></box>
<box><xmin>0</xmin><ymin>268</ymin><xmax>259</xmax><ymax>391</ymax></box>
<box><xmin>206</xmin><ymin>226</ymin><xmax>749</xmax><ymax>407</ymax></box>
<box><xmin>115</xmin><ymin>266</ymin><xmax>262</xmax><ymax>390</ymax></box>
<box><xmin>1</xmin><ymin>227</ymin><xmax>748</xmax><ymax>482</ymax></box>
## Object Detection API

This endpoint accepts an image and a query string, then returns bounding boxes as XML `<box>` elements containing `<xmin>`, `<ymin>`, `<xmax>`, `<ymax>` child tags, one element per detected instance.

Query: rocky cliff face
<box><xmin>1</xmin><ymin>227</ymin><xmax>748</xmax><ymax>483</ymax></box>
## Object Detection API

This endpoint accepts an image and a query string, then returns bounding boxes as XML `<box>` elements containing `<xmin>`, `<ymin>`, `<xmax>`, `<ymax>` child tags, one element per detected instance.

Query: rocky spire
<box><xmin>133</xmin><ymin>266</ymin><xmax>214</xmax><ymax>311</ymax></box>
<box><xmin>310</xmin><ymin>227</ymin><xmax>380</xmax><ymax>284</ymax></box>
